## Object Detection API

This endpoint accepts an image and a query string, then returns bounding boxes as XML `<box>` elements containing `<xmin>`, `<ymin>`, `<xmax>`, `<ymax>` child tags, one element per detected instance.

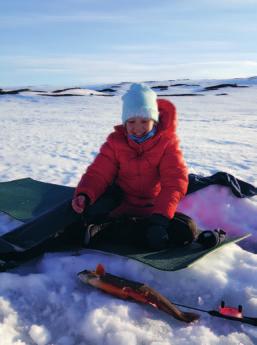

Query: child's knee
<box><xmin>168</xmin><ymin>213</ymin><xmax>198</xmax><ymax>246</ymax></box>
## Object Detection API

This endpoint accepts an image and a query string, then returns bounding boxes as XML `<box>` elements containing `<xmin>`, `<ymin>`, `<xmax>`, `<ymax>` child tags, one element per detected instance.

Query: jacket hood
<box><xmin>157</xmin><ymin>99</ymin><xmax>177</xmax><ymax>134</ymax></box>
<box><xmin>114</xmin><ymin>99</ymin><xmax>177</xmax><ymax>136</ymax></box>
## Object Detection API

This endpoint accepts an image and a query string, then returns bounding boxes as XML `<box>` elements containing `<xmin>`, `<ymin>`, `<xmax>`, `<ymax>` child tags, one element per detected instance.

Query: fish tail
<box><xmin>180</xmin><ymin>311</ymin><xmax>200</xmax><ymax>323</ymax></box>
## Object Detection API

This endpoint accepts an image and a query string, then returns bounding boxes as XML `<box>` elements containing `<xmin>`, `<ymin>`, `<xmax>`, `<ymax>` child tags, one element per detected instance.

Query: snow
<box><xmin>0</xmin><ymin>78</ymin><xmax>257</xmax><ymax>344</ymax></box>
<box><xmin>29</xmin><ymin>325</ymin><xmax>51</xmax><ymax>345</ymax></box>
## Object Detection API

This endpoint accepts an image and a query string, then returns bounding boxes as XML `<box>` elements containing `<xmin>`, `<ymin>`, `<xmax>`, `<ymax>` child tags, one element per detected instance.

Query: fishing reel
<box><xmin>219</xmin><ymin>300</ymin><xmax>243</xmax><ymax>319</ymax></box>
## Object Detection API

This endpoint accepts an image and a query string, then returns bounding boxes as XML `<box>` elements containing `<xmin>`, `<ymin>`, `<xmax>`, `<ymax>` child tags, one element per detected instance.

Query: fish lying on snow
<box><xmin>78</xmin><ymin>263</ymin><xmax>199</xmax><ymax>323</ymax></box>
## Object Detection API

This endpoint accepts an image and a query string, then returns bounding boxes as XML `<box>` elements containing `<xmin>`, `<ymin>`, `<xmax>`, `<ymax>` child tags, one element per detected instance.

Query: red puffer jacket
<box><xmin>75</xmin><ymin>99</ymin><xmax>188</xmax><ymax>219</ymax></box>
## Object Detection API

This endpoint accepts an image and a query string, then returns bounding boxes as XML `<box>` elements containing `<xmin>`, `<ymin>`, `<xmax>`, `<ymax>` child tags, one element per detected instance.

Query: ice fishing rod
<box><xmin>78</xmin><ymin>264</ymin><xmax>257</xmax><ymax>327</ymax></box>
<box><xmin>173</xmin><ymin>300</ymin><xmax>257</xmax><ymax>326</ymax></box>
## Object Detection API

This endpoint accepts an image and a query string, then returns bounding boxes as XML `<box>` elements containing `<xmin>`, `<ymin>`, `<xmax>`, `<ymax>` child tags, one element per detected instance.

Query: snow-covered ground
<box><xmin>0</xmin><ymin>78</ymin><xmax>257</xmax><ymax>345</ymax></box>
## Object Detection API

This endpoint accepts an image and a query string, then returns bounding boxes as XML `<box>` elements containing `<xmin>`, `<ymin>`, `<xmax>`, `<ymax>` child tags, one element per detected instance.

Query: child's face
<box><xmin>126</xmin><ymin>117</ymin><xmax>155</xmax><ymax>138</ymax></box>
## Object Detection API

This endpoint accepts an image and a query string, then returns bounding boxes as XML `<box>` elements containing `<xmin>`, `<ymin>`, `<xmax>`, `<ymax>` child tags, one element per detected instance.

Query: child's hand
<box><xmin>72</xmin><ymin>195</ymin><xmax>86</xmax><ymax>214</ymax></box>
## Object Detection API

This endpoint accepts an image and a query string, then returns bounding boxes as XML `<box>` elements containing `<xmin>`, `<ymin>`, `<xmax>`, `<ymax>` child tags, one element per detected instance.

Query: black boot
<box><xmin>83</xmin><ymin>222</ymin><xmax>113</xmax><ymax>246</ymax></box>
<box><xmin>197</xmin><ymin>229</ymin><xmax>226</xmax><ymax>249</ymax></box>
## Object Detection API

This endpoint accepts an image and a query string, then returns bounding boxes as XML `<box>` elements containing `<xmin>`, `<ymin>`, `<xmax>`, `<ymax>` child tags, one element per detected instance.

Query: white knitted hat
<box><xmin>121</xmin><ymin>83</ymin><xmax>159</xmax><ymax>124</ymax></box>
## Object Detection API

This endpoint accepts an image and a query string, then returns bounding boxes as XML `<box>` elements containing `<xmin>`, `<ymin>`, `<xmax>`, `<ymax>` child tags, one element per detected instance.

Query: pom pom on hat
<box><xmin>122</xmin><ymin>83</ymin><xmax>159</xmax><ymax>124</ymax></box>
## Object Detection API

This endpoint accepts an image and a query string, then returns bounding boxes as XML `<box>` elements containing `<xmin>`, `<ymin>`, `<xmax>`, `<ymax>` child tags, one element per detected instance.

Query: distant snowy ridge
<box><xmin>1</xmin><ymin>76</ymin><xmax>256</xmax><ymax>97</ymax></box>
<box><xmin>0</xmin><ymin>87</ymin><xmax>111</xmax><ymax>97</ymax></box>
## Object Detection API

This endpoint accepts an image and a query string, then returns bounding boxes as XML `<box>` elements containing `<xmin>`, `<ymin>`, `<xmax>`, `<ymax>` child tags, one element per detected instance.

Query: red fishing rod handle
<box><xmin>219</xmin><ymin>306</ymin><xmax>243</xmax><ymax>318</ymax></box>
<box><xmin>219</xmin><ymin>301</ymin><xmax>243</xmax><ymax>318</ymax></box>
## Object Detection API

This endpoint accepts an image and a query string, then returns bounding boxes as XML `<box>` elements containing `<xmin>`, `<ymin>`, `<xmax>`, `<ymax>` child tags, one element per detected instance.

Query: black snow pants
<box><xmin>83</xmin><ymin>185</ymin><xmax>198</xmax><ymax>247</ymax></box>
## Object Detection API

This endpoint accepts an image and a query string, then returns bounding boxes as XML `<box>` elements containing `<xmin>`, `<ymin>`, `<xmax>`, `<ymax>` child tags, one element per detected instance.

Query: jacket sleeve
<box><xmin>153</xmin><ymin>138</ymin><xmax>188</xmax><ymax>219</ymax></box>
<box><xmin>74</xmin><ymin>139</ymin><xmax>118</xmax><ymax>203</ymax></box>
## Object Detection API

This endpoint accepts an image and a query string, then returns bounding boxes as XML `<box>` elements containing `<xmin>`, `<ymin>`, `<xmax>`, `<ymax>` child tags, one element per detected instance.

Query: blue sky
<box><xmin>1</xmin><ymin>0</ymin><xmax>257</xmax><ymax>87</ymax></box>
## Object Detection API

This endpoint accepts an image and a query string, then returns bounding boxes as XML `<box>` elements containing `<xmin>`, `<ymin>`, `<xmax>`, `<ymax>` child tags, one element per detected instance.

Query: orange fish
<box><xmin>78</xmin><ymin>264</ymin><xmax>199</xmax><ymax>323</ymax></box>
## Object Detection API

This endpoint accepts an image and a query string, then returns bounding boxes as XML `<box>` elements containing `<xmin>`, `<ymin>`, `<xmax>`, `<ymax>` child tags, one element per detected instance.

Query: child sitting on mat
<box><xmin>72</xmin><ymin>83</ymin><xmax>197</xmax><ymax>250</ymax></box>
